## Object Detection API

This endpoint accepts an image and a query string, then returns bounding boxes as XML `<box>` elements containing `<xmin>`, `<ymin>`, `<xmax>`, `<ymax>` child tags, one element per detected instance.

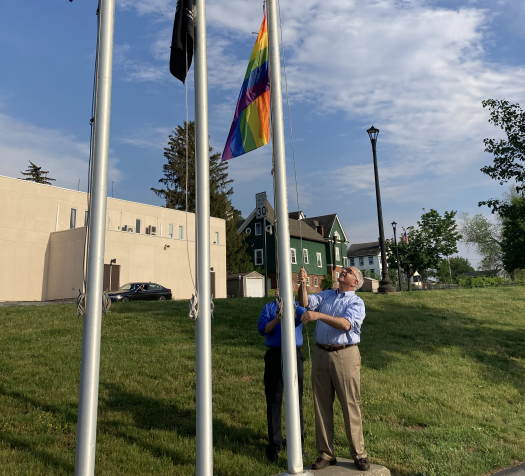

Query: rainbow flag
<box><xmin>222</xmin><ymin>16</ymin><xmax>270</xmax><ymax>161</ymax></box>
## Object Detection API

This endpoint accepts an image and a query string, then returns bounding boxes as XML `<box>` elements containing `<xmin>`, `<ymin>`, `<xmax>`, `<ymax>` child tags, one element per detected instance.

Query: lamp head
<box><xmin>391</xmin><ymin>221</ymin><xmax>397</xmax><ymax>229</ymax></box>
<box><xmin>367</xmin><ymin>125</ymin><xmax>379</xmax><ymax>142</ymax></box>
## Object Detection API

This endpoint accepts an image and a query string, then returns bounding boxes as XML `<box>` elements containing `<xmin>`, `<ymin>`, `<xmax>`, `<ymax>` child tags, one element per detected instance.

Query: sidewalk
<box><xmin>491</xmin><ymin>463</ymin><xmax>525</xmax><ymax>476</ymax></box>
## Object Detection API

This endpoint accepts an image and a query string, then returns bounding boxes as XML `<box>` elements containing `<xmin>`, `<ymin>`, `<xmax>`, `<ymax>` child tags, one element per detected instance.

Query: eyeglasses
<box><xmin>341</xmin><ymin>267</ymin><xmax>357</xmax><ymax>280</ymax></box>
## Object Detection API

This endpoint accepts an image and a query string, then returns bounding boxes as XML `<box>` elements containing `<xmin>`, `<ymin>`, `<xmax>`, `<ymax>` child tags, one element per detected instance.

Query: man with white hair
<box><xmin>298</xmin><ymin>266</ymin><xmax>369</xmax><ymax>471</ymax></box>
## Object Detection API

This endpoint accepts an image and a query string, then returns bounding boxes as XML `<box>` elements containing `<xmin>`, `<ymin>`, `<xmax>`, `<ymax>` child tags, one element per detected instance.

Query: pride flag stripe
<box><xmin>222</xmin><ymin>15</ymin><xmax>270</xmax><ymax>161</ymax></box>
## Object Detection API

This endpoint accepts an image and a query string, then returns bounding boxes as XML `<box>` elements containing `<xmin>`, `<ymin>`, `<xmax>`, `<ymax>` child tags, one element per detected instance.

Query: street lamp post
<box><xmin>391</xmin><ymin>222</ymin><xmax>402</xmax><ymax>292</ymax></box>
<box><xmin>367</xmin><ymin>126</ymin><xmax>396</xmax><ymax>294</ymax></box>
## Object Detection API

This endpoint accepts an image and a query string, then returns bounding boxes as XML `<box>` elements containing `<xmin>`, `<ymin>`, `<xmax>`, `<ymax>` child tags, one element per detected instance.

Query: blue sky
<box><xmin>1</xmin><ymin>0</ymin><xmax>524</xmax><ymax>267</ymax></box>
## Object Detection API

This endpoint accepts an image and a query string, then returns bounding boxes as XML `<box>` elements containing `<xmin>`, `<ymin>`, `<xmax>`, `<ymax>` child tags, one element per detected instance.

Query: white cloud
<box><xmin>0</xmin><ymin>114</ymin><xmax>122</xmax><ymax>192</ymax></box>
<box><xmin>109</xmin><ymin>0</ymin><xmax>525</xmax><ymax>242</ymax></box>
<box><xmin>114</xmin><ymin>43</ymin><xmax>167</xmax><ymax>82</ymax></box>
<box><xmin>117</xmin><ymin>0</ymin><xmax>175</xmax><ymax>18</ymax></box>
<box><xmin>117</xmin><ymin>125</ymin><xmax>172</xmax><ymax>149</ymax></box>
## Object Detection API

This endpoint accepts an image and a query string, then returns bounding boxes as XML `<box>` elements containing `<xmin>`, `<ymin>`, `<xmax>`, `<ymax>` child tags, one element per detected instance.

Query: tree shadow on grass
<box><xmin>97</xmin><ymin>382</ymin><xmax>267</xmax><ymax>466</ymax></box>
<box><xmin>0</xmin><ymin>381</ymin><xmax>268</xmax><ymax>472</ymax></box>
<box><xmin>0</xmin><ymin>385</ymin><xmax>77</xmax><ymax>475</ymax></box>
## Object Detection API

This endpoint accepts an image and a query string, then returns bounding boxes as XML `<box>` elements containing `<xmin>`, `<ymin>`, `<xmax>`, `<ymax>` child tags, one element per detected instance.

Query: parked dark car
<box><xmin>108</xmin><ymin>283</ymin><xmax>172</xmax><ymax>302</ymax></box>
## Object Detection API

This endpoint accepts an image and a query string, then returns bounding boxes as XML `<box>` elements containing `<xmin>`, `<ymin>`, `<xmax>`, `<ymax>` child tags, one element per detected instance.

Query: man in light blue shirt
<box><xmin>298</xmin><ymin>266</ymin><xmax>369</xmax><ymax>472</ymax></box>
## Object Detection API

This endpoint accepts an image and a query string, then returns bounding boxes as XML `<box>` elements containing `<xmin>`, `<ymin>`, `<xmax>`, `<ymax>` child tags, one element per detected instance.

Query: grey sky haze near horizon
<box><xmin>1</xmin><ymin>0</ymin><xmax>524</xmax><ymax>268</ymax></box>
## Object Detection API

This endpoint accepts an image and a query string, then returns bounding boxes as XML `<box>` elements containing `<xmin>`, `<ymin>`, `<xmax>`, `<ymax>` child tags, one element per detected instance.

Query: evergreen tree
<box><xmin>152</xmin><ymin>121</ymin><xmax>233</xmax><ymax>216</ymax></box>
<box><xmin>226</xmin><ymin>205</ymin><xmax>255</xmax><ymax>273</ymax></box>
<box><xmin>152</xmin><ymin>121</ymin><xmax>252</xmax><ymax>272</ymax></box>
<box><xmin>21</xmin><ymin>161</ymin><xmax>56</xmax><ymax>185</ymax></box>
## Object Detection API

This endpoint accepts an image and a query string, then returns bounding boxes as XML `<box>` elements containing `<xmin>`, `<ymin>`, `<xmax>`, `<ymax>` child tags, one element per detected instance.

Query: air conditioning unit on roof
<box><xmin>151</xmin><ymin>226</ymin><xmax>157</xmax><ymax>235</ymax></box>
<box><xmin>128</xmin><ymin>227</ymin><xmax>134</xmax><ymax>232</ymax></box>
<box><xmin>122</xmin><ymin>225</ymin><xmax>127</xmax><ymax>232</ymax></box>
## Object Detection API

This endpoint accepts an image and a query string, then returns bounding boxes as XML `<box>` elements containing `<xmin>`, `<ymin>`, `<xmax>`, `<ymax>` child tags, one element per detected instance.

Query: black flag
<box><xmin>170</xmin><ymin>0</ymin><xmax>195</xmax><ymax>83</ymax></box>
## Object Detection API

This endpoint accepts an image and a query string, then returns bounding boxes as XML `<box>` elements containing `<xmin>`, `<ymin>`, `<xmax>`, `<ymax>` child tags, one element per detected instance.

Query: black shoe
<box><xmin>312</xmin><ymin>456</ymin><xmax>337</xmax><ymax>470</ymax></box>
<box><xmin>266</xmin><ymin>447</ymin><xmax>279</xmax><ymax>463</ymax></box>
<box><xmin>354</xmin><ymin>457</ymin><xmax>370</xmax><ymax>471</ymax></box>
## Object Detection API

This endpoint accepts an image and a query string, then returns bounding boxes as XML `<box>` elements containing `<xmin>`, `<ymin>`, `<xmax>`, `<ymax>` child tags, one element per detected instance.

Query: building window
<box><xmin>303</xmin><ymin>249</ymin><xmax>309</xmax><ymax>264</ymax></box>
<box><xmin>168</xmin><ymin>224</ymin><xmax>173</xmax><ymax>239</ymax></box>
<box><xmin>359</xmin><ymin>257</ymin><xmax>364</xmax><ymax>266</ymax></box>
<box><xmin>215</xmin><ymin>232</ymin><xmax>219</xmax><ymax>244</ymax></box>
<box><xmin>314</xmin><ymin>277</ymin><xmax>318</xmax><ymax>287</ymax></box>
<box><xmin>255</xmin><ymin>222</ymin><xmax>262</xmax><ymax>236</ymax></box>
<box><xmin>343</xmin><ymin>257</ymin><xmax>347</xmax><ymax>267</ymax></box>
<box><xmin>368</xmin><ymin>256</ymin><xmax>374</xmax><ymax>265</ymax></box>
<box><xmin>84</xmin><ymin>210</ymin><xmax>89</xmax><ymax>227</ymax></box>
<box><xmin>136</xmin><ymin>219</ymin><xmax>141</xmax><ymax>234</ymax></box>
<box><xmin>317</xmin><ymin>252</ymin><xmax>322</xmax><ymax>267</ymax></box>
<box><xmin>179</xmin><ymin>225</ymin><xmax>183</xmax><ymax>239</ymax></box>
<box><xmin>349</xmin><ymin>257</ymin><xmax>354</xmax><ymax>266</ymax></box>
<box><xmin>291</xmin><ymin>248</ymin><xmax>297</xmax><ymax>264</ymax></box>
<box><xmin>306</xmin><ymin>277</ymin><xmax>310</xmax><ymax>286</ymax></box>
<box><xmin>336</xmin><ymin>272</ymin><xmax>340</xmax><ymax>279</ymax></box>
<box><xmin>255</xmin><ymin>249</ymin><xmax>263</xmax><ymax>265</ymax></box>
<box><xmin>335</xmin><ymin>247</ymin><xmax>340</xmax><ymax>261</ymax></box>
<box><xmin>70</xmin><ymin>208</ymin><xmax>77</xmax><ymax>229</ymax></box>
<box><xmin>245</xmin><ymin>227</ymin><xmax>251</xmax><ymax>235</ymax></box>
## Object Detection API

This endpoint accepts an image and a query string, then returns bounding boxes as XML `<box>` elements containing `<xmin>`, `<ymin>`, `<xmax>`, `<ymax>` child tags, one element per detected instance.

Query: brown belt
<box><xmin>316</xmin><ymin>343</ymin><xmax>356</xmax><ymax>352</ymax></box>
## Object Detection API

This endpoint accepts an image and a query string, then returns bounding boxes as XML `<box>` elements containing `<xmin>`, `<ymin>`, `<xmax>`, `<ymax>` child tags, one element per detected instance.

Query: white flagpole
<box><xmin>267</xmin><ymin>0</ymin><xmax>312</xmax><ymax>474</ymax></box>
<box><xmin>74</xmin><ymin>0</ymin><xmax>115</xmax><ymax>475</ymax></box>
<box><xmin>194</xmin><ymin>0</ymin><xmax>212</xmax><ymax>475</ymax></box>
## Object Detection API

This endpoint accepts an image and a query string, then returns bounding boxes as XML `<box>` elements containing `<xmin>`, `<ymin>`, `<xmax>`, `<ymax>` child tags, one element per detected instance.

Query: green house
<box><xmin>237</xmin><ymin>201</ymin><xmax>349</xmax><ymax>292</ymax></box>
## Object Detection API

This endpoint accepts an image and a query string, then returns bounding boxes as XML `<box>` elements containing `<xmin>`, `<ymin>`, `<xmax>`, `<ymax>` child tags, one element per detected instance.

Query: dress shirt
<box><xmin>258</xmin><ymin>301</ymin><xmax>305</xmax><ymax>347</ymax></box>
<box><xmin>307</xmin><ymin>289</ymin><xmax>365</xmax><ymax>345</ymax></box>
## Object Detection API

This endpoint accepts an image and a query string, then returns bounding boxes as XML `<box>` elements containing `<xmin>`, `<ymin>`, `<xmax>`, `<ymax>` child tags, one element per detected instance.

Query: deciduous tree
<box><xmin>500</xmin><ymin>193</ymin><xmax>525</xmax><ymax>275</ymax></box>
<box><xmin>459</xmin><ymin>212</ymin><xmax>502</xmax><ymax>270</ymax></box>
<box><xmin>479</xmin><ymin>99</ymin><xmax>525</xmax><ymax>211</ymax></box>
<box><xmin>436</xmin><ymin>257</ymin><xmax>474</xmax><ymax>283</ymax></box>
<box><xmin>386</xmin><ymin>209</ymin><xmax>461</xmax><ymax>290</ymax></box>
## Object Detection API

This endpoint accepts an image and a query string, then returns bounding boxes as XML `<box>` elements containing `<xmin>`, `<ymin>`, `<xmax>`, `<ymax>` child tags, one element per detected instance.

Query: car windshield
<box><xmin>118</xmin><ymin>283</ymin><xmax>140</xmax><ymax>291</ymax></box>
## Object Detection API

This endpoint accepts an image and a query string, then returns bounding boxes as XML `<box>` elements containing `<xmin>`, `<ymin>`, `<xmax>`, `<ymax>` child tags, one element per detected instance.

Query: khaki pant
<box><xmin>312</xmin><ymin>345</ymin><xmax>366</xmax><ymax>460</ymax></box>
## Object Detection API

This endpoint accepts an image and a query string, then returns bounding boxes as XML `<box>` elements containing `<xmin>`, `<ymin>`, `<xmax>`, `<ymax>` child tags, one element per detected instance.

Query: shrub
<box><xmin>320</xmin><ymin>274</ymin><xmax>334</xmax><ymax>290</ymax></box>
<box><xmin>457</xmin><ymin>276</ymin><xmax>505</xmax><ymax>287</ymax></box>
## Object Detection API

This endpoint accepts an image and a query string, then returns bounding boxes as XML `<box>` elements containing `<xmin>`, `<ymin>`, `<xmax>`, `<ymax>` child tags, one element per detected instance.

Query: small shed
<box><xmin>227</xmin><ymin>271</ymin><xmax>265</xmax><ymax>298</ymax></box>
<box><xmin>361</xmin><ymin>277</ymin><xmax>379</xmax><ymax>293</ymax></box>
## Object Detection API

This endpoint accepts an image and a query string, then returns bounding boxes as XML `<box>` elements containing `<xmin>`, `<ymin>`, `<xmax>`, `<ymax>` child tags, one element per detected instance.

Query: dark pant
<box><xmin>264</xmin><ymin>347</ymin><xmax>304</xmax><ymax>453</ymax></box>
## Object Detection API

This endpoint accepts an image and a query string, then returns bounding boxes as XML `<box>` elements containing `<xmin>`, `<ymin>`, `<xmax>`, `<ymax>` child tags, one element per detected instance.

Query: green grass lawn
<box><xmin>1</xmin><ymin>288</ymin><xmax>524</xmax><ymax>476</ymax></box>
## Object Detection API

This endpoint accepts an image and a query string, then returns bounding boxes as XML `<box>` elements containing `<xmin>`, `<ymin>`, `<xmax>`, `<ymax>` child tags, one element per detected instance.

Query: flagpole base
<box><xmin>277</xmin><ymin>472</ymin><xmax>314</xmax><ymax>476</ymax></box>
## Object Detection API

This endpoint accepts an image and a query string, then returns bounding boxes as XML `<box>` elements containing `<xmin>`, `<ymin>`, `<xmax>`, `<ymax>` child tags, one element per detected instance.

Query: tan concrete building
<box><xmin>0</xmin><ymin>175</ymin><xmax>226</xmax><ymax>302</ymax></box>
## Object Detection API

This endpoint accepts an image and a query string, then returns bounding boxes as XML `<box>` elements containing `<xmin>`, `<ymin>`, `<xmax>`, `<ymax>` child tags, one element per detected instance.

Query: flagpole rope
<box><xmin>276</xmin><ymin>0</ymin><xmax>314</xmax><ymax>404</ymax></box>
<box><xmin>79</xmin><ymin>0</ymin><xmax>101</xmax><ymax>313</ymax></box>
<box><xmin>184</xmin><ymin>33</ymin><xmax>196</xmax><ymax>295</ymax></box>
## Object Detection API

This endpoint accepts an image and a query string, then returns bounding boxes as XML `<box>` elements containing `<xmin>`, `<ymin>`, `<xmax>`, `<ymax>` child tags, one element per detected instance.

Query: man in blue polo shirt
<box><xmin>298</xmin><ymin>266</ymin><xmax>370</xmax><ymax>472</ymax></box>
<box><xmin>258</xmin><ymin>289</ymin><xmax>306</xmax><ymax>463</ymax></box>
